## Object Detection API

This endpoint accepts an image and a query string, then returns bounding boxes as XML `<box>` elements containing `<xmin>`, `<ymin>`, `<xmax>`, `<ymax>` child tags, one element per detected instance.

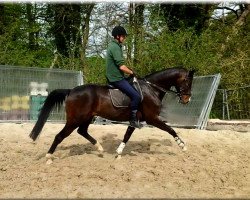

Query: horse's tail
<box><xmin>29</xmin><ymin>89</ymin><xmax>71</xmax><ymax>141</ymax></box>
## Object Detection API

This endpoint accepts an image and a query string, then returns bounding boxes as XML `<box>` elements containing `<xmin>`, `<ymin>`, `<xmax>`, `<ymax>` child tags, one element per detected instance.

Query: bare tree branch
<box><xmin>216</xmin><ymin>6</ymin><xmax>239</xmax><ymax>18</ymax></box>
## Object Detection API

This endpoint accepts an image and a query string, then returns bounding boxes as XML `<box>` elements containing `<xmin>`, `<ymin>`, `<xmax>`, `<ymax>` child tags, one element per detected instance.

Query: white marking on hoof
<box><xmin>179</xmin><ymin>142</ymin><xmax>185</xmax><ymax>148</ymax></box>
<box><xmin>116</xmin><ymin>142</ymin><xmax>126</xmax><ymax>155</ymax></box>
<box><xmin>95</xmin><ymin>141</ymin><xmax>104</xmax><ymax>153</ymax></box>
<box><xmin>175</xmin><ymin>137</ymin><xmax>182</xmax><ymax>145</ymax></box>
<box><xmin>175</xmin><ymin>137</ymin><xmax>187</xmax><ymax>151</ymax></box>
<box><xmin>116</xmin><ymin>155</ymin><xmax>122</xmax><ymax>160</ymax></box>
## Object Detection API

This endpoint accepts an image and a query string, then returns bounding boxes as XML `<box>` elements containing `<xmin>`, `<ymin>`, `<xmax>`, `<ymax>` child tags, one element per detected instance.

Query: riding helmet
<box><xmin>112</xmin><ymin>26</ymin><xmax>128</xmax><ymax>37</ymax></box>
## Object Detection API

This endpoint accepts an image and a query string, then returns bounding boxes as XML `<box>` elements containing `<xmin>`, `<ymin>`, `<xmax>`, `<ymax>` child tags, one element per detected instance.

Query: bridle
<box><xmin>143</xmin><ymin>78</ymin><xmax>191</xmax><ymax>98</ymax></box>
<box><xmin>144</xmin><ymin>78</ymin><xmax>180</xmax><ymax>96</ymax></box>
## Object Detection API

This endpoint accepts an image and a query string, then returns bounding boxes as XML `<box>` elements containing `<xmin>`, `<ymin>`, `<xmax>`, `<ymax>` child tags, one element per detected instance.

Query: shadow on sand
<box><xmin>57</xmin><ymin>133</ymin><xmax>176</xmax><ymax>158</ymax></box>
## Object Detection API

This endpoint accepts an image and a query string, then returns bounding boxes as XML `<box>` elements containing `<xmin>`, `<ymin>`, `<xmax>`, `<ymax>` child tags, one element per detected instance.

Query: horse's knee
<box><xmin>77</xmin><ymin>125</ymin><xmax>89</xmax><ymax>135</ymax></box>
<box><xmin>77</xmin><ymin>129</ymin><xmax>87</xmax><ymax>137</ymax></box>
<box><xmin>54</xmin><ymin>134</ymin><xmax>64</xmax><ymax>143</ymax></box>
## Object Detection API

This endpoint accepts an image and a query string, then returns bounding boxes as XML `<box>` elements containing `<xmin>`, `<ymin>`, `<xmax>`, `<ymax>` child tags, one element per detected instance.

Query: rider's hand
<box><xmin>130</xmin><ymin>70</ymin><xmax>138</xmax><ymax>78</ymax></box>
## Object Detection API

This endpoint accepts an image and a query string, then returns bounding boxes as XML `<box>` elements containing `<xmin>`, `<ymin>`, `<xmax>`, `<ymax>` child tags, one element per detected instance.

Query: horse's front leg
<box><xmin>147</xmin><ymin>117</ymin><xmax>187</xmax><ymax>151</ymax></box>
<box><xmin>116</xmin><ymin>126</ymin><xmax>135</xmax><ymax>157</ymax></box>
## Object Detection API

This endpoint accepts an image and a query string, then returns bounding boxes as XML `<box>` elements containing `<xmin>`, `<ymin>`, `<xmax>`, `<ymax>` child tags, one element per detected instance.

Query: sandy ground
<box><xmin>0</xmin><ymin>122</ymin><xmax>249</xmax><ymax>199</ymax></box>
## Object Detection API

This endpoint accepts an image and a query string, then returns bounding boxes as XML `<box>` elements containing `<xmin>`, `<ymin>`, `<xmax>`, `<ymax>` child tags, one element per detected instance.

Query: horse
<box><xmin>29</xmin><ymin>67</ymin><xmax>194</xmax><ymax>163</ymax></box>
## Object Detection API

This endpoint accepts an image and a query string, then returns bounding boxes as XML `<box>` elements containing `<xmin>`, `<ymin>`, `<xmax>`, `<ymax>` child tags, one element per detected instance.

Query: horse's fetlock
<box><xmin>95</xmin><ymin>141</ymin><xmax>104</xmax><ymax>153</ymax></box>
<box><xmin>116</xmin><ymin>142</ymin><xmax>126</xmax><ymax>155</ymax></box>
<box><xmin>175</xmin><ymin>137</ymin><xmax>182</xmax><ymax>144</ymax></box>
<box><xmin>46</xmin><ymin>153</ymin><xmax>53</xmax><ymax>159</ymax></box>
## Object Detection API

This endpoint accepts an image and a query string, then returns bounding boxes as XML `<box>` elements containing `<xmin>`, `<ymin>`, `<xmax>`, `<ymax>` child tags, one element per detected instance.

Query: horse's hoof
<box><xmin>98</xmin><ymin>147</ymin><xmax>104</xmax><ymax>153</ymax></box>
<box><xmin>178</xmin><ymin>142</ymin><xmax>187</xmax><ymax>151</ymax></box>
<box><xmin>116</xmin><ymin>149</ymin><xmax>122</xmax><ymax>155</ymax></box>
<box><xmin>46</xmin><ymin>159</ymin><xmax>53</xmax><ymax>165</ymax></box>
<box><xmin>182</xmin><ymin>146</ymin><xmax>187</xmax><ymax>151</ymax></box>
<box><xmin>95</xmin><ymin>141</ymin><xmax>104</xmax><ymax>153</ymax></box>
<box><xmin>45</xmin><ymin>153</ymin><xmax>57</xmax><ymax>164</ymax></box>
<box><xmin>115</xmin><ymin>154</ymin><xmax>122</xmax><ymax>160</ymax></box>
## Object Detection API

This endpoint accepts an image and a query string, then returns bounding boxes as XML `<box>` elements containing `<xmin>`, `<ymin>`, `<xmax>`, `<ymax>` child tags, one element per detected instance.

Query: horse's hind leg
<box><xmin>77</xmin><ymin>121</ymin><xmax>104</xmax><ymax>153</ymax></box>
<box><xmin>46</xmin><ymin>123</ymin><xmax>77</xmax><ymax>164</ymax></box>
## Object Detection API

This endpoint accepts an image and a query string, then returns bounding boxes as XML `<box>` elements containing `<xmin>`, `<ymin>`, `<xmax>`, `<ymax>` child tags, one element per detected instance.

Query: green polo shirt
<box><xmin>106</xmin><ymin>39</ymin><xmax>125</xmax><ymax>82</ymax></box>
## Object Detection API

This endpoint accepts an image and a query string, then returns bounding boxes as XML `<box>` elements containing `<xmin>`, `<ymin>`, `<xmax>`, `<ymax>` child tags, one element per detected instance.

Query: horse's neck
<box><xmin>147</xmin><ymin>71</ymin><xmax>177</xmax><ymax>90</ymax></box>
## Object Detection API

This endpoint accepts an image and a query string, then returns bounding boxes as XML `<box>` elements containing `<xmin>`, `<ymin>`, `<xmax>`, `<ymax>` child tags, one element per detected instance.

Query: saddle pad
<box><xmin>109</xmin><ymin>89</ymin><xmax>131</xmax><ymax>108</ymax></box>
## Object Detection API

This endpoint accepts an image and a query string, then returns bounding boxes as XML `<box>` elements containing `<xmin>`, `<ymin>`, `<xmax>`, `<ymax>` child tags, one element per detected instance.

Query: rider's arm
<box><xmin>119</xmin><ymin>65</ymin><xmax>133</xmax><ymax>75</ymax></box>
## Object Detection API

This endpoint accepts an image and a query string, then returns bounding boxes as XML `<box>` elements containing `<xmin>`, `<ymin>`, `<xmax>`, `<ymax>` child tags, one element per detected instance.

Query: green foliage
<box><xmin>0</xmin><ymin>3</ymin><xmax>249</xmax><ymax>119</ymax></box>
<box><xmin>0</xmin><ymin>34</ymin><xmax>52</xmax><ymax>67</ymax></box>
<box><xmin>130</xmin><ymin>24</ymin><xmax>249</xmax><ymax>90</ymax></box>
<box><xmin>84</xmin><ymin>56</ymin><xmax>106</xmax><ymax>84</ymax></box>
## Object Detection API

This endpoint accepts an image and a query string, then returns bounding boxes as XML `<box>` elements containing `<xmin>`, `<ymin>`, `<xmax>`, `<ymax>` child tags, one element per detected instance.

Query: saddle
<box><xmin>108</xmin><ymin>77</ymin><xmax>143</xmax><ymax>108</ymax></box>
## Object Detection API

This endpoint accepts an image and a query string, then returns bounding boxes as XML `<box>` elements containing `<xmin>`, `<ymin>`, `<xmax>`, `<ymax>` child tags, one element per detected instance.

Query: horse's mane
<box><xmin>144</xmin><ymin>66</ymin><xmax>187</xmax><ymax>79</ymax></box>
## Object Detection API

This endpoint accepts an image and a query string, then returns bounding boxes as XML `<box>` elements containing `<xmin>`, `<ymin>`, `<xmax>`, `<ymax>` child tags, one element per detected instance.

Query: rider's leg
<box><xmin>110</xmin><ymin>79</ymin><xmax>142</xmax><ymax>128</ymax></box>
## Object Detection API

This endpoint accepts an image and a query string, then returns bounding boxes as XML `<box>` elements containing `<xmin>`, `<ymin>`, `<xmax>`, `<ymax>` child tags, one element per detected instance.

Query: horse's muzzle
<box><xmin>179</xmin><ymin>95</ymin><xmax>191</xmax><ymax>104</ymax></box>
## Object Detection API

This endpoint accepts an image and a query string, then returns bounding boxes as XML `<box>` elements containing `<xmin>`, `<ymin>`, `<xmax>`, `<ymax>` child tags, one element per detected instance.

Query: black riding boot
<box><xmin>130</xmin><ymin>110</ymin><xmax>142</xmax><ymax>129</ymax></box>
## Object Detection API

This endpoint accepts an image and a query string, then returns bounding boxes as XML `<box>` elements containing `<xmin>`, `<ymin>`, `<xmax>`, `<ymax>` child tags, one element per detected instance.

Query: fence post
<box><xmin>225</xmin><ymin>90</ymin><xmax>230</xmax><ymax>120</ymax></box>
<box><xmin>78</xmin><ymin>71</ymin><xmax>84</xmax><ymax>85</ymax></box>
<box><xmin>222</xmin><ymin>89</ymin><xmax>230</xmax><ymax>120</ymax></box>
<box><xmin>222</xmin><ymin>89</ymin><xmax>225</xmax><ymax>120</ymax></box>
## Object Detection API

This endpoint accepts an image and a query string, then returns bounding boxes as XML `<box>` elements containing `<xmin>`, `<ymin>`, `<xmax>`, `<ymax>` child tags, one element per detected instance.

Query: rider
<box><xmin>106</xmin><ymin>25</ymin><xmax>142</xmax><ymax>128</ymax></box>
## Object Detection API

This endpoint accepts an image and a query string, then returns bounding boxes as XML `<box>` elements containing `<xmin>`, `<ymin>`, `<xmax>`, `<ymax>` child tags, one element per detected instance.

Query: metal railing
<box><xmin>160</xmin><ymin>74</ymin><xmax>221</xmax><ymax>129</ymax></box>
<box><xmin>213</xmin><ymin>86</ymin><xmax>250</xmax><ymax>120</ymax></box>
<box><xmin>0</xmin><ymin>65</ymin><xmax>83</xmax><ymax>122</ymax></box>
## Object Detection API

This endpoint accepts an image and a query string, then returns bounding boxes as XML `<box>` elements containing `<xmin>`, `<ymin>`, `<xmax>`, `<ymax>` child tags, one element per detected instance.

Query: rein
<box><xmin>143</xmin><ymin>78</ymin><xmax>180</xmax><ymax>96</ymax></box>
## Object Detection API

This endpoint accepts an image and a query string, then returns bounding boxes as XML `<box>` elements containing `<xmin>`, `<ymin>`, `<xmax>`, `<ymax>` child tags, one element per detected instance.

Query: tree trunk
<box><xmin>0</xmin><ymin>4</ymin><xmax>4</xmax><ymax>35</ymax></box>
<box><xmin>71</xmin><ymin>4</ymin><xmax>81</xmax><ymax>57</ymax></box>
<box><xmin>235</xmin><ymin>4</ymin><xmax>250</xmax><ymax>27</ymax></box>
<box><xmin>133</xmin><ymin>3</ymin><xmax>144</xmax><ymax>66</ymax></box>
<box><xmin>26</xmin><ymin>3</ymin><xmax>36</xmax><ymax>50</ymax></box>
<box><xmin>127</xmin><ymin>3</ymin><xmax>134</xmax><ymax>66</ymax></box>
<box><xmin>80</xmin><ymin>4</ymin><xmax>95</xmax><ymax>66</ymax></box>
<box><xmin>53</xmin><ymin>4</ymin><xmax>69</xmax><ymax>57</ymax></box>
<box><xmin>220</xmin><ymin>4</ymin><xmax>250</xmax><ymax>53</ymax></box>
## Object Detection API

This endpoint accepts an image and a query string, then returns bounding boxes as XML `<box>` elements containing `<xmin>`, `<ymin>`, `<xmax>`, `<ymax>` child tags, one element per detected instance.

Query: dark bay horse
<box><xmin>29</xmin><ymin>67</ymin><xmax>194</xmax><ymax>163</ymax></box>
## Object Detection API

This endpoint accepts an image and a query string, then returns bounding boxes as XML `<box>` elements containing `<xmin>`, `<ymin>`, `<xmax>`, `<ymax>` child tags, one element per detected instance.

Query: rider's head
<box><xmin>112</xmin><ymin>25</ymin><xmax>128</xmax><ymax>43</ymax></box>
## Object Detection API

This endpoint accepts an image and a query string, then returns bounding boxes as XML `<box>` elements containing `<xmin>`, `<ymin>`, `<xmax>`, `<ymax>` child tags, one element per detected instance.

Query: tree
<box><xmin>0</xmin><ymin>4</ymin><xmax>4</xmax><ymax>35</ymax></box>
<box><xmin>220</xmin><ymin>3</ymin><xmax>250</xmax><ymax>53</ymax></box>
<box><xmin>26</xmin><ymin>3</ymin><xmax>37</xmax><ymax>50</ymax></box>
<box><xmin>158</xmin><ymin>4</ymin><xmax>215</xmax><ymax>34</ymax></box>
<box><xmin>133</xmin><ymin>3</ymin><xmax>145</xmax><ymax>66</ymax></box>
<box><xmin>80</xmin><ymin>4</ymin><xmax>95</xmax><ymax>65</ymax></box>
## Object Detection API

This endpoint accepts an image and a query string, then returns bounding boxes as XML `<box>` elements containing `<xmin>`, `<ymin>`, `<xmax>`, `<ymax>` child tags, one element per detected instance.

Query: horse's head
<box><xmin>144</xmin><ymin>67</ymin><xmax>195</xmax><ymax>104</ymax></box>
<box><xmin>175</xmin><ymin>69</ymin><xmax>195</xmax><ymax>104</ymax></box>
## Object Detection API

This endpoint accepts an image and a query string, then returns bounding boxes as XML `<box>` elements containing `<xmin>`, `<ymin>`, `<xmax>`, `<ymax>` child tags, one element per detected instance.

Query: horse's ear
<box><xmin>188</xmin><ymin>69</ymin><xmax>195</xmax><ymax>78</ymax></box>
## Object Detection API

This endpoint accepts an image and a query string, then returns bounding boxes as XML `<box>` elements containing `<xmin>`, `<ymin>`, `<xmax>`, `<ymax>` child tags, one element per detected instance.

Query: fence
<box><xmin>0</xmin><ymin>65</ymin><xmax>83</xmax><ymax>122</ymax></box>
<box><xmin>212</xmin><ymin>86</ymin><xmax>250</xmax><ymax>120</ymax></box>
<box><xmin>160</xmin><ymin>74</ymin><xmax>221</xmax><ymax>129</ymax></box>
<box><xmin>95</xmin><ymin>74</ymin><xmax>221</xmax><ymax>129</ymax></box>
